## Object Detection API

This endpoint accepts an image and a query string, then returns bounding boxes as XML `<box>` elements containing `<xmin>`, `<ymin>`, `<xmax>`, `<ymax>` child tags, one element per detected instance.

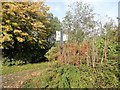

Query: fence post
<box><xmin>60</xmin><ymin>29</ymin><xmax>63</xmax><ymax>55</ymax></box>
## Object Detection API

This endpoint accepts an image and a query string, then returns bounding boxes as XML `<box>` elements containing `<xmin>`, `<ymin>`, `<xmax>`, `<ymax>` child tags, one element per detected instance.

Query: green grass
<box><xmin>1</xmin><ymin>62</ymin><xmax>50</xmax><ymax>75</ymax></box>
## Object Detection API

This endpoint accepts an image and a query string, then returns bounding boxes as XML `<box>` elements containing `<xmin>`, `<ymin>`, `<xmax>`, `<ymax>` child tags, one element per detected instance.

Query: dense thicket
<box><xmin>22</xmin><ymin>61</ymin><xmax>119</xmax><ymax>88</ymax></box>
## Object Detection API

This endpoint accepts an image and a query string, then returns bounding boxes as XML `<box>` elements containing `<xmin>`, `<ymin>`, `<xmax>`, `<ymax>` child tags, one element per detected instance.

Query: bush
<box><xmin>2</xmin><ymin>43</ymin><xmax>48</xmax><ymax>66</ymax></box>
<box><xmin>22</xmin><ymin>60</ymin><xmax>119</xmax><ymax>88</ymax></box>
<box><xmin>96</xmin><ymin>37</ymin><xmax>118</xmax><ymax>60</ymax></box>
<box><xmin>45</xmin><ymin>46</ymin><xmax>60</xmax><ymax>61</ymax></box>
<box><xmin>2</xmin><ymin>57</ymin><xmax>26</xmax><ymax>66</ymax></box>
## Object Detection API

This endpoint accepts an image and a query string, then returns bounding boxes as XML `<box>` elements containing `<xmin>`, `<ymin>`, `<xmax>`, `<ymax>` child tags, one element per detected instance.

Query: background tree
<box><xmin>62</xmin><ymin>11</ymin><xmax>73</xmax><ymax>42</ymax></box>
<box><xmin>62</xmin><ymin>1</ymin><xmax>95</xmax><ymax>43</ymax></box>
<box><xmin>47</xmin><ymin>13</ymin><xmax>61</xmax><ymax>45</ymax></box>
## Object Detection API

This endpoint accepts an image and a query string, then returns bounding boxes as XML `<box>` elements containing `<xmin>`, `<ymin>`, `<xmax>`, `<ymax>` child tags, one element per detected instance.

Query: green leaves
<box><xmin>21</xmin><ymin>61</ymin><xmax>119</xmax><ymax>88</ymax></box>
<box><xmin>62</xmin><ymin>1</ymin><xmax>94</xmax><ymax>43</ymax></box>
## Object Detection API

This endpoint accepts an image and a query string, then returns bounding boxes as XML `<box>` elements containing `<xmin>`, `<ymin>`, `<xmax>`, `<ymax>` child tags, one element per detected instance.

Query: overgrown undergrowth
<box><xmin>22</xmin><ymin>60</ymin><xmax>119</xmax><ymax>88</ymax></box>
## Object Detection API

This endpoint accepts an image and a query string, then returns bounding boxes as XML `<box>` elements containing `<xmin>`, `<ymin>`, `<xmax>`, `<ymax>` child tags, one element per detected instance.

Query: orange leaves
<box><xmin>58</xmin><ymin>42</ymin><xmax>80</xmax><ymax>65</ymax></box>
<box><xmin>58</xmin><ymin>41</ymin><xmax>91</xmax><ymax>68</ymax></box>
<box><xmin>80</xmin><ymin>41</ymin><xmax>89</xmax><ymax>56</ymax></box>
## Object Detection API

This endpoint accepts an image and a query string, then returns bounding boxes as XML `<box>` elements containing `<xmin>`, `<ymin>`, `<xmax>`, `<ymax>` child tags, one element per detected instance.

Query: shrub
<box><xmin>45</xmin><ymin>46</ymin><xmax>60</xmax><ymax>61</ymax></box>
<box><xmin>46</xmin><ymin>40</ymin><xmax>119</xmax><ymax>69</ymax></box>
<box><xmin>22</xmin><ymin>60</ymin><xmax>119</xmax><ymax>88</ymax></box>
<box><xmin>45</xmin><ymin>41</ymin><xmax>92</xmax><ymax>67</ymax></box>
<box><xmin>2</xmin><ymin>57</ymin><xmax>26</xmax><ymax>66</ymax></box>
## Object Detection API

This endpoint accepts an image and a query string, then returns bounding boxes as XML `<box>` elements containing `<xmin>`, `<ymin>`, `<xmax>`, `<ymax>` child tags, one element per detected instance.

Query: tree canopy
<box><xmin>1</xmin><ymin>2</ymin><xmax>61</xmax><ymax>65</ymax></box>
<box><xmin>62</xmin><ymin>1</ymin><xmax>95</xmax><ymax>43</ymax></box>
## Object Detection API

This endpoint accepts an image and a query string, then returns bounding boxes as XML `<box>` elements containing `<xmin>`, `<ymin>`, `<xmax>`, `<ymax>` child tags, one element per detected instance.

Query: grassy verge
<box><xmin>1</xmin><ymin>62</ymin><xmax>50</xmax><ymax>75</ymax></box>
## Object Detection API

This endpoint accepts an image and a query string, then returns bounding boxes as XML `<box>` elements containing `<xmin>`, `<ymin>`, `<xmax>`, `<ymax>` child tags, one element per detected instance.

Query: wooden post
<box><xmin>60</xmin><ymin>29</ymin><xmax>63</xmax><ymax>55</ymax></box>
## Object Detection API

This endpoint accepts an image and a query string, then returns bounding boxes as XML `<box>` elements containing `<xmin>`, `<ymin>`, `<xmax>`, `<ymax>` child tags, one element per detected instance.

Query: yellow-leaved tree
<box><xmin>1</xmin><ymin>2</ymin><xmax>53</xmax><ymax>65</ymax></box>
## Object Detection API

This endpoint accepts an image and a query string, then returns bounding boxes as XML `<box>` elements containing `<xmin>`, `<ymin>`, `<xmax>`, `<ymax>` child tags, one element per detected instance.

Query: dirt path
<box><xmin>1</xmin><ymin>68</ymin><xmax>49</xmax><ymax>88</ymax></box>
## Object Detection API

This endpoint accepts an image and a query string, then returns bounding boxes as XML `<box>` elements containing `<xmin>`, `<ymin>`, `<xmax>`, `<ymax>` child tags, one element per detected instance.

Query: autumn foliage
<box><xmin>58</xmin><ymin>41</ymin><xmax>90</xmax><ymax>67</ymax></box>
<box><xmin>1</xmin><ymin>2</ymin><xmax>53</xmax><ymax>65</ymax></box>
<box><xmin>45</xmin><ymin>40</ymin><xmax>94</xmax><ymax>67</ymax></box>
<box><xmin>46</xmin><ymin>38</ymin><xmax>110</xmax><ymax>68</ymax></box>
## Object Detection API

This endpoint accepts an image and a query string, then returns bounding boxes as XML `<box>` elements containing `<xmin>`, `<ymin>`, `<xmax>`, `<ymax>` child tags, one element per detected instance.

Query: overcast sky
<box><xmin>45</xmin><ymin>0</ymin><xmax>119</xmax><ymax>24</ymax></box>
